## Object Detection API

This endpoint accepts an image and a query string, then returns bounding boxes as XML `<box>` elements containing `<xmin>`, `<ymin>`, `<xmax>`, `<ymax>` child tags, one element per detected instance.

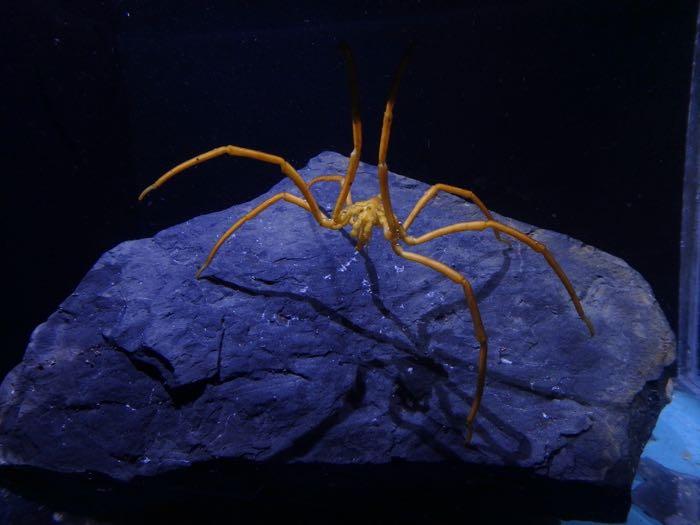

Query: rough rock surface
<box><xmin>0</xmin><ymin>152</ymin><xmax>675</xmax><ymax>520</ymax></box>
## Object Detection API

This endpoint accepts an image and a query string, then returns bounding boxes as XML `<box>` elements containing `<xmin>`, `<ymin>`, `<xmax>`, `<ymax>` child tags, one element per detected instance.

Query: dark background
<box><xmin>2</xmin><ymin>0</ymin><xmax>697</xmax><ymax>382</ymax></box>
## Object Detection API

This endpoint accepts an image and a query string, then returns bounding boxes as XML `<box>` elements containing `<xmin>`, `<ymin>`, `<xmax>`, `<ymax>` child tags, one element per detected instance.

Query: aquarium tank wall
<box><xmin>1</xmin><ymin>1</ymin><xmax>698</xmax><ymax>524</ymax></box>
<box><xmin>679</xmin><ymin>14</ymin><xmax>700</xmax><ymax>394</ymax></box>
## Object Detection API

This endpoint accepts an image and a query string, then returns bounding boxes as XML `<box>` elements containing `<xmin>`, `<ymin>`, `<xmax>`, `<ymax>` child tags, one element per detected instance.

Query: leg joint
<box><xmin>532</xmin><ymin>240</ymin><xmax>546</xmax><ymax>253</ymax></box>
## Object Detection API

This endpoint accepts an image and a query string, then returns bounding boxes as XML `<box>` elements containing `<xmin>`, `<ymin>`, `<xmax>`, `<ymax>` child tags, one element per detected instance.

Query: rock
<box><xmin>0</xmin><ymin>151</ymin><xmax>675</xmax><ymax>522</ymax></box>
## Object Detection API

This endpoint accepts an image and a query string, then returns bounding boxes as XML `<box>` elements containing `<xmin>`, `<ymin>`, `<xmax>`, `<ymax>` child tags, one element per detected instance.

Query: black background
<box><xmin>2</xmin><ymin>0</ymin><xmax>697</xmax><ymax>382</ymax></box>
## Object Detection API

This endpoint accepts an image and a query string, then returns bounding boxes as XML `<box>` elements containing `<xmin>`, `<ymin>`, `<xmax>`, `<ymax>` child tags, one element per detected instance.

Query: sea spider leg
<box><xmin>330</xmin><ymin>43</ymin><xmax>363</xmax><ymax>221</ymax></box>
<box><xmin>196</xmin><ymin>174</ymin><xmax>355</xmax><ymax>278</ymax></box>
<box><xmin>390</xmin><ymin>243</ymin><xmax>487</xmax><ymax>445</ymax></box>
<box><xmin>403</xmin><ymin>221</ymin><xmax>595</xmax><ymax>336</ymax></box>
<box><xmin>138</xmin><ymin>145</ymin><xmax>335</xmax><ymax>228</ymax></box>
<box><xmin>195</xmin><ymin>192</ymin><xmax>312</xmax><ymax>279</ymax></box>
<box><xmin>377</xmin><ymin>44</ymin><xmax>415</xmax><ymax>240</ymax></box>
<box><xmin>403</xmin><ymin>183</ymin><xmax>506</xmax><ymax>243</ymax></box>
<box><xmin>375</xmin><ymin>45</ymin><xmax>505</xmax><ymax>443</ymax></box>
<box><xmin>196</xmin><ymin>173</ymin><xmax>352</xmax><ymax>278</ymax></box>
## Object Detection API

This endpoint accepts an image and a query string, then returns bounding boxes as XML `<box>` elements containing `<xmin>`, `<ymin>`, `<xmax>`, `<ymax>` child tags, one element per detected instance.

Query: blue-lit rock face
<box><xmin>0</xmin><ymin>152</ymin><xmax>675</xmax><ymax>518</ymax></box>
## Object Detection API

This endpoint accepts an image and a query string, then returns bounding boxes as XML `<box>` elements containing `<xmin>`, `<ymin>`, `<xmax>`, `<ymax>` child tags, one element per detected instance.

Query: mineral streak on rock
<box><xmin>0</xmin><ymin>152</ymin><xmax>675</xmax><ymax>519</ymax></box>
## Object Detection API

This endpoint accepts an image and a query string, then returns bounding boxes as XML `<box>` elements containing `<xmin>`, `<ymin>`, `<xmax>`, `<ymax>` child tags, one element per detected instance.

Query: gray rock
<box><xmin>0</xmin><ymin>151</ymin><xmax>675</xmax><ymax>521</ymax></box>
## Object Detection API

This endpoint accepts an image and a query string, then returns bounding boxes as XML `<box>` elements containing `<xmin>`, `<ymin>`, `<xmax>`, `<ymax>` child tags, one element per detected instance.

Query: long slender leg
<box><xmin>308</xmin><ymin>175</ymin><xmax>353</xmax><ymax>206</ymax></box>
<box><xmin>195</xmin><ymin>192</ymin><xmax>311</xmax><ymax>279</ymax></box>
<box><xmin>331</xmin><ymin>44</ymin><xmax>362</xmax><ymax>221</ymax></box>
<box><xmin>404</xmin><ymin>221</ymin><xmax>595</xmax><ymax>336</ymax></box>
<box><xmin>403</xmin><ymin>183</ymin><xmax>504</xmax><ymax>242</ymax></box>
<box><xmin>377</xmin><ymin>44</ymin><xmax>415</xmax><ymax>240</ymax></box>
<box><xmin>376</xmin><ymin>45</ymin><xmax>492</xmax><ymax>442</ymax></box>
<box><xmin>391</xmin><ymin>243</ymin><xmax>487</xmax><ymax>444</ymax></box>
<box><xmin>138</xmin><ymin>145</ymin><xmax>335</xmax><ymax>228</ymax></box>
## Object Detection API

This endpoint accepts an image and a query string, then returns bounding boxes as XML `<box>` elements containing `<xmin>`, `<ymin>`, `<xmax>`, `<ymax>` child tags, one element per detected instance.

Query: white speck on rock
<box><xmin>338</xmin><ymin>255</ymin><xmax>358</xmax><ymax>272</ymax></box>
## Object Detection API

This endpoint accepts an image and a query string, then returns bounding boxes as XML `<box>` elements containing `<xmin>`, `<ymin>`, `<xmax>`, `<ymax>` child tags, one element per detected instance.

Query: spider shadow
<box><xmin>202</xmin><ymin>241</ymin><xmax>526</xmax><ymax>460</ymax></box>
<box><xmin>355</xmin><ymin>241</ymin><xmax>513</xmax><ymax>355</ymax></box>
<box><xmin>383</xmin><ymin>338</ymin><xmax>532</xmax><ymax>462</ymax></box>
<box><xmin>313</xmin><ymin>190</ymin><xmax>514</xmax><ymax>357</ymax></box>
<box><xmin>386</xmin><ymin>379</ymin><xmax>532</xmax><ymax>462</ymax></box>
<box><xmin>356</xmin><ymin>240</ymin><xmax>532</xmax><ymax>459</ymax></box>
<box><xmin>203</xmin><ymin>190</ymin><xmax>525</xmax><ymax>458</ymax></box>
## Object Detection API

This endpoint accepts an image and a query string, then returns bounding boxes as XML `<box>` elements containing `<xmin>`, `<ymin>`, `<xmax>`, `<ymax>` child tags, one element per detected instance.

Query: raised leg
<box><xmin>391</xmin><ymin>243</ymin><xmax>487</xmax><ymax>444</ymax></box>
<box><xmin>403</xmin><ymin>220</ymin><xmax>595</xmax><ymax>336</ymax></box>
<box><xmin>377</xmin><ymin>44</ymin><xmax>415</xmax><ymax>240</ymax></box>
<box><xmin>138</xmin><ymin>145</ymin><xmax>335</xmax><ymax>228</ymax></box>
<box><xmin>331</xmin><ymin>44</ymin><xmax>362</xmax><ymax>221</ymax></box>
<box><xmin>403</xmin><ymin>183</ymin><xmax>505</xmax><ymax>243</ymax></box>
<box><xmin>195</xmin><ymin>192</ymin><xmax>311</xmax><ymax>279</ymax></box>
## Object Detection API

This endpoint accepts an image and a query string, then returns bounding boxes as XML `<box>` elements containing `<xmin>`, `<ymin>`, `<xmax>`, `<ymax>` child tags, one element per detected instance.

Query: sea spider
<box><xmin>139</xmin><ymin>45</ymin><xmax>594</xmax><ymax>444</ymax></box>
